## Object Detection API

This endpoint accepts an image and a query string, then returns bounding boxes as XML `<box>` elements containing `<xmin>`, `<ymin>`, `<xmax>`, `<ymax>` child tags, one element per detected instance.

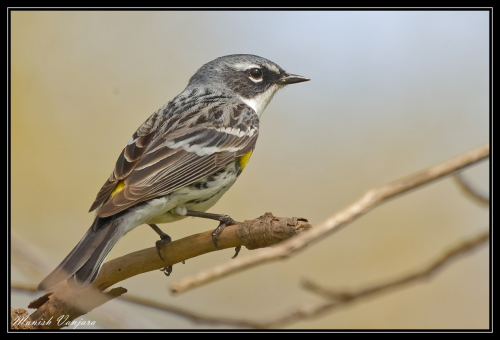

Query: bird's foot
<box><xmin>212</xmin><ymin>215</ymin><xmax>238</xmax><ymax>250</ymax></box>
<box><xmin>149</xmin><ymin>224</ymin><xmax>177</xmax><ymax>276</ymax></box>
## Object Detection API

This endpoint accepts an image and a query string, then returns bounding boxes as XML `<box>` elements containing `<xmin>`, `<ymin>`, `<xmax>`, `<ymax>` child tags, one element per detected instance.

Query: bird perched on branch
<box><xmin>38</xmin><ymin>54</ymin><xmax>310</xmax><ymax>291</ymax></box>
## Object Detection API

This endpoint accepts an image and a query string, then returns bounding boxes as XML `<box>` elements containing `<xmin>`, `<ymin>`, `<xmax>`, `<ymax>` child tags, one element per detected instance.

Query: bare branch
<box><xmin>260</xmin><ymin>230</ymin><xmax>489</xmax><ymax>329</ymax></box>
<box><xmin>453</xmin><ymin>172</ymin><xmax>489</xmax><ymax>206</ymax></box>
<box><xmin>11</xmin><ymin>230</ymin><xmax>489</xmax><ymax>329</ymax></box>
<box><xmin>11</xmin><ymin>282</ymin><xmax>259</xmax><ymax>329</ymax></box>
<box><xmin>170</xmin><ymin>143</ymin><xmax>489</xmax><ymax>295</ymax></box>
<box><xmin>11</xmin><ymin>307</ymin><xmax>39</xmax><ymax>330</ymax></box>
<box><xmin>27</xmin><ymin>214</ymin><xmax>311</xmax><ymax>328</ymax></box>
<box><xmin>11</xmin><ymin>232</ymin><xmax>177</xmax><ymax>329</ymax></box>
<box><xmin>27</xmin><ymin>286</ymin><xmax>128</xmax><ymax>329</ymax></box>
<box><xmin>18</xmin><ymin>143</ymin><xmax>488</xmax><ymax>329</ymax></box>
<box><xmin>117</xmin><ymin>294</ymin><xmax>260</xmax><ymax>328</ymax></box>
<box><xmin>94</xmin><ymin>214</ymin><xmax>311</xmax><ymax>291</ymax></box>
<box><xmin>303</xmin><ymin>231</ymin><xmax>489</xmax><ymax>300</ymax></box>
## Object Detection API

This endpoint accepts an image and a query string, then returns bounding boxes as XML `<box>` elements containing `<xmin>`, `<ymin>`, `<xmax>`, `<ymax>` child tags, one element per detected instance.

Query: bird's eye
<box><xmin>249</xmin><ymin>68</ymin><xmax>263</xmax><ymax>79</ymax></box>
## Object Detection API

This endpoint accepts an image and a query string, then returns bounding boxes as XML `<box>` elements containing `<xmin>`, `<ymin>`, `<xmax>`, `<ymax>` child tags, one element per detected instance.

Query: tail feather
<box><xmin>38</xmin><ymin>216</ymin><xmax>126</xmax><ymax>291</ymax></box>
<box><xmin>69</xmin><ymin>221</ymin><xmax>124</xmax><ymax>288</ymax></box>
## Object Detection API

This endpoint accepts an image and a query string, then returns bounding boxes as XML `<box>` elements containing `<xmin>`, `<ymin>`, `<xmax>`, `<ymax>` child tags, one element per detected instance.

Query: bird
<box><xmin>37</xmin><ymin>54</ymin><xmax>310</xmax><ymax>291</ymax></box>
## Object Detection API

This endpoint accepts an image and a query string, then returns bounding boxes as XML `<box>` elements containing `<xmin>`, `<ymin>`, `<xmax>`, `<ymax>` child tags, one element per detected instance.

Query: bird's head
<box><xmin>188</xmin><ymin>54</ymin><xmax>310</xmax><ymax>116</ymax></box>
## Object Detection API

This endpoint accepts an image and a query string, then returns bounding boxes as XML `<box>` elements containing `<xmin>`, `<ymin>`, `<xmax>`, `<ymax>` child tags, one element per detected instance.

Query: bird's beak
<box><xmin>278</xmin><ymin>73</ymin><xmax>310</xmax><ymax>85</ymax></box>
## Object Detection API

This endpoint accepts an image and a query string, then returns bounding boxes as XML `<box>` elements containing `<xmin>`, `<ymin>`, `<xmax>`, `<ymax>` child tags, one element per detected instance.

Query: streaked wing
<box><xmin>89</xmin><ymin>112</ymin><xmax>161</xmax><ymax>212</ymax></box>
<box><xmin>90</xmin><ymin>102</ymin><xmax>259</xmax><ymax>218</ymax></box>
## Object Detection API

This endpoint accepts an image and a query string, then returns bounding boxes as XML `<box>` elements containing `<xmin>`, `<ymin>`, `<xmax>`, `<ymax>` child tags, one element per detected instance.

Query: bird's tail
<box><xmin>38</xmin><ymin>215</ymin><xmax>127</xmax><ymax>291</ymax></box>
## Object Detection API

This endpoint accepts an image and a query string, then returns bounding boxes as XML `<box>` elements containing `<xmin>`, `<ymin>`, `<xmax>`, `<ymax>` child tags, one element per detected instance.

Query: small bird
<box><xmin>38</xmin><ymin>54</ymin><xmax>309</xmax><ymax>291</ymax></box>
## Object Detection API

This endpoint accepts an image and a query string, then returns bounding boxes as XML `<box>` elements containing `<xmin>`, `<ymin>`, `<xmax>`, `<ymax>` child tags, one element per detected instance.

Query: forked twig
<box><xmin>170</xmin><ymin>144</ymin><xmax>489</xmax><ymax>295</ymax></box>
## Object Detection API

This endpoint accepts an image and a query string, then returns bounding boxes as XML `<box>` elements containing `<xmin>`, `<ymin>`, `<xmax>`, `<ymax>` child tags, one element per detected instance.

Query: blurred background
<box><xmin>11</xmin><ymin>11</ymin><xmax>489</xmax><ymax>329</ymax></box>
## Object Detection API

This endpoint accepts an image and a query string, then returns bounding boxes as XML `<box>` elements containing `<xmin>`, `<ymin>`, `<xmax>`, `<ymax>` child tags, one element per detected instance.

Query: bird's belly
<box><xmin>146</xmin><ymin>160</ymin><xmax>239</xmax><ymax>224</ymax></box>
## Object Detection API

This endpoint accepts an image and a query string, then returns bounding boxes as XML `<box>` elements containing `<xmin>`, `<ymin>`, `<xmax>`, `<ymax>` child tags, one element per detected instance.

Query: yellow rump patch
<box><xmin>238</xmin><ymin>150</ymin><xmax>253</xmax><ymax>171</ymax></box>
<box><xmin>111</xmin><ymin>180</ymin><xmax>125</xmax><ymax>198</ymax></box>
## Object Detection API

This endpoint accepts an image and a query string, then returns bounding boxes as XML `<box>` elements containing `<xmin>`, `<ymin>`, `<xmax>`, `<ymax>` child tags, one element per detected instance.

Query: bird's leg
<box><xmin>149</xmin><ymin>224</ymin><xmax>186</xmax><ymax>276</ymax></box>
<box><xmin>149</xmin><ymin>224</ymin><xmax>171</xmax><ymax>261</ymax></box>
<box><xmin>184</xmin><ymin>210</ymin><xmax>240</xmax><ymax>253</ymax></box>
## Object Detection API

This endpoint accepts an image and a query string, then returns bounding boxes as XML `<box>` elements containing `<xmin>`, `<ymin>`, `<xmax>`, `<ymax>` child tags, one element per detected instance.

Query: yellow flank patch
<box><xmin>238</xmin><ymin>150</ymin><xmax>253</xmax><ymax>171</ymax></box>
<box><xmin>111</xmin><ymin>180</ymin><xmax>125</xmax><ymax>198</ymax></box>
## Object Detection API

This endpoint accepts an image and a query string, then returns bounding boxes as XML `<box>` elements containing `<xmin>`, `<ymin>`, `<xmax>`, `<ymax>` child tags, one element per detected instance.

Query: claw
<box><xmin>182</xmin><ymin>211</ymin><xmax>239</xmax><ymax>252</ymax></box>
<box><xmin>160</xmin><ymin>265</ymin><xmax>173</xmax><ymax>276</ymax></box>
<box><xmin>212</xmin><ymin>216</ymin><xmax>239</xmax><ymax>249</ymax></box>
<box><xmin>155</xmin><ymin>234</ymin><xmax>172</xmax><ymax>261</ymax></box>
<box><xmin>232</xmin><ymin>246</ymin><xmax>241</xmax><ymax>259</ymax></box>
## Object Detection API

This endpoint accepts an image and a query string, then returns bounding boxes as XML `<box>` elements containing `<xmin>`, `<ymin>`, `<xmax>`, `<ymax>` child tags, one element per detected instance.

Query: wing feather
<box><xmin>90</xmin><ymin>101</ymin><xmax>259</xmax><ymax>218</ymax></box>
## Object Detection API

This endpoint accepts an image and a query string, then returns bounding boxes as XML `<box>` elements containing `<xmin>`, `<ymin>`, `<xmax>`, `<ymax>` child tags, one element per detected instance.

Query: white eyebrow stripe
<box><xmin>264</xmin><ymin>63</ymin><xmax>280</xmax><ymax>74</ymax></box>
<box><xmin>232</xmin><ymin>63</ymin><xmax>261</xmax><ymax>71</ymax></box>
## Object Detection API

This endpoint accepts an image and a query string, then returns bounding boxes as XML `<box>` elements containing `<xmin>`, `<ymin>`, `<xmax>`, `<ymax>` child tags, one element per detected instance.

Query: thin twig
<box><xmin>260</xmin><ymin>230</ymin><xmax>489</xmax><ymax>328</ymax></box>
<box><xmin>17</xmin><ymin>143</ymin><xmax>489</xmax><ymax>328</ymax></box>
<box><xmin>11</xmin><ymin>282</ymin><xmax>39</xmax><ymax>294</ymax></box>
<box><xmin>170</xmin><ymin>143</ymin><xmax>489</xmax><ymax>295</ymax></box>
<box><xmin>117</xmin><ymin>294</ymin><xmax>260</xmax><ymax>328</ymax></box>
<box><xmin>11</xmin><ymin>282</ymin><xmax>258</xmax><ymax>328</ymax></box>
<box><xmin>453</xmin><ymin>172</ymin><xmax>489</xmax><ymax>206</ymax></box>
<box><xmin>303</xmin><ymin>231</ymin><xmax>489</xmax><ymax>300</ymax></box>
<box><xmin>11</xmin><ymin>233</ymin><xmax>56</xmax><ymax>281</ymax></box>
<box><xmin>10</xmin><ymin>230</ymin><xmax>490</xmax><ymax>329</ymax></box>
